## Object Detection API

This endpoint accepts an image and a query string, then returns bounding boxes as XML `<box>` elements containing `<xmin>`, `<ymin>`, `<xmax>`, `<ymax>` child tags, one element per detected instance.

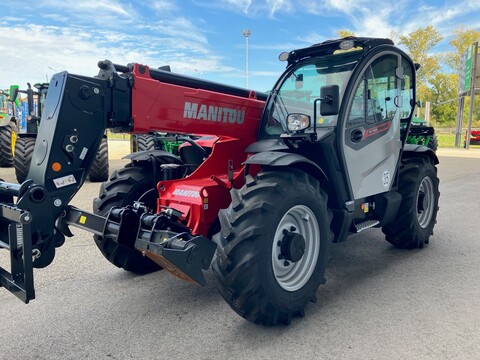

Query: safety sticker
<box><xmin>79</xmin><ymin>147</ymin><xmax>88</xmax><ymax>160</ymax></box>
<box><xmin>53</xmin><ymin>174</ymin><xmax>77</xmax><ymax>188</ymax></box>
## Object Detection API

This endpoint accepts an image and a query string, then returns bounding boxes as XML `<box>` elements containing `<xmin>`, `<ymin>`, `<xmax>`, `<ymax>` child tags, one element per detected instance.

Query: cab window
<box><xmin>347</xmin><ymin>55</ymin><xmax>399</xmax><ymax>127</ymax></box>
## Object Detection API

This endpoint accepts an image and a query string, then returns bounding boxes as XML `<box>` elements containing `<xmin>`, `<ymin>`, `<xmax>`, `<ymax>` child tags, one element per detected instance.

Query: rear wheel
<box><xmin>382</xmin><ymin>156</ymin><xmax>439</xmax><ymax>248</ymax></box>
<box><xmin>427</xmin><ymin>133</ymin><xmax>438</xmax><ymax>152</ymax></box>
<box><xmin>93</xmin><ymin>163</ymin><xmax>161</xmax><ymax>273</ymax></box>
<box><xmin>213</xmin><ymin>170</ymin><xmax>332</xmax><ymax>325</ymax></box>
<box><xmin>132</xmin><ymin>134</ymin><xmax>156</xmax><ymax>152</ymax></box>
<box><xmin>14</xmin><ymin>137</ymin><xmax>36</xmax><ymax>183</ymax></box>
<box><xmin>0</xmin><ymin>122</ymin><xmax>15</xmax><ymax>167</ymax></box>
<box><xmin>88</xmin><ymin>137</ymin><xmax>109</xmax><ymax>182</ymax></box>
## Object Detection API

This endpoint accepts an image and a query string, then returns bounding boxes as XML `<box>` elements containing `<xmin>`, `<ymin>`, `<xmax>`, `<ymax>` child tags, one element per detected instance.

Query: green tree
<box><xmin>441</xmin><ymin>27</ymin><xmax>480</xmax><ymax>127</ymax></box>
<box><xmin>398</xmin><ymin>26</ymin><xmax>443</xmax><ymax>87</ymax></box>
<box><xmin>443</xmin><ymin>27</ymin><xmax>480</xmax><ymax>73</ymax></box>
<box><xmin>429</xmin><ymin>73</ymin><xmax>458</xmax><ymax>126</ymax></box>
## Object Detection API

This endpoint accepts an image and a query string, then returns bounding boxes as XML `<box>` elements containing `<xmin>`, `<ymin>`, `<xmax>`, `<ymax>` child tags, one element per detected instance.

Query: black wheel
<box><xmin>0</xmin><ymin>122</ymin><xmax>14</xmax><ymax>167</ymax></box>
<box><xmin>382</xmin><ymin>156</ymin><xmax>439</xmax><ymax>249</ymax></box>
<box><xmin>427</xmin><ymin>133</ymin><xmax>438</xmax><ymax>152</ymax></box>
<box><xmin>212</xmin><ymin>170</ymin><xmax>333</xmax><ymax>325</ymax></box>
<box><xmin>88</xmin><ymin>137</ymin><xmax>109</xmax><ymax>182</ymax></box>
<box><xmin>93</xmin><ymin>163</ymin><xmax>161</xmax><ymax>273</ymax></box>
<box><xmin>132</xmin><ymin>134</ymin><xmax>156</xmax><ymax>152</ymax></box>
<box><xmin>14</xmin><ymin>137</ymin><xmax>36</xmax><ymax>183</ymax></box>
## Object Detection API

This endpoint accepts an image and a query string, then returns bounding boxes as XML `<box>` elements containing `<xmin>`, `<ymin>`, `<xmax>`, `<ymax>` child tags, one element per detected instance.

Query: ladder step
<box><xmin>355</xmin><ymin>219</ymin><xmax>380</xmax><ymax>233</ymax></box>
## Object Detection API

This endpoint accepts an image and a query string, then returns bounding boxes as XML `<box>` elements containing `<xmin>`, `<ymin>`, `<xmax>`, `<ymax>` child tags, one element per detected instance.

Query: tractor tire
<box><xmin>212</xmin><ymin>170</ymin><xmax>333</xmax><ymax>325</ymax></box>
<box><xmin>382</xmin><ymin>156</ymin><xmax>439</xmax><ymax>249</ymax></box>
<box><xmin>93</xmin><ymin>163</ymin><xmax>161</xmax><ymax>274</ymax></box>
<box><xmin>427</xmin><ymin>133</ymin><xmax>438</xmax><ymax>152</ymax></box>
<box><xmin>88</xmin><ymin>137</ymin><xmax>109</xmax><ymax>182</ymax></box>
<box><xmin>132</xmin><ymin>134</ymin><xmax>156</xmax><ymax>152</ymax></box>
<box><xmin>0</xmin><ymin>122</ymin><xmax>15</xmax><ymax>167</ymax></box>
<box><xmin>14</xmin><ymin>137</ymin><xmax>36</xmax><ymax>183</ymax></box>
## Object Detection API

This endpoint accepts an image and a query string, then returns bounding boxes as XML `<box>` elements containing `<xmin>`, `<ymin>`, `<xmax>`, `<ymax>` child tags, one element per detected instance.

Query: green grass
<box><xmin>437</xmin><ymin>133</ymin><xmax>456</xmax><ymax>147</ymax></box>
<box><xmin>437</xmin><ymin>132</ymin><xmax>480</xmax><ymax>148</ymax></box>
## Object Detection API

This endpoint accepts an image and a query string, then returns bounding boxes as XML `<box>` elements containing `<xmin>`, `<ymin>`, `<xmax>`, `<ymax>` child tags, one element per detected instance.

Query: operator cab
<box><xmin>260</xmin><ymin>37</ymin><xmax>415</xmax><ymax>145</ymax></box>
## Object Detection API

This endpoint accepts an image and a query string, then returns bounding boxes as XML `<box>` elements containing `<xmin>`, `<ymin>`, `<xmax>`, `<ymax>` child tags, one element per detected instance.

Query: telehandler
<box><xmin>0</xmin><ymin>37</ymin><xmax>439</xmax><ymax>325</ymax></box>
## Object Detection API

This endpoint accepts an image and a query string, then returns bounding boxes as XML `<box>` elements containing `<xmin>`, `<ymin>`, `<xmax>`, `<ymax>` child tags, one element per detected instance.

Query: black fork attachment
<box><xmin>0</xmin><ymin>62</ymin><xmax>215</xmax><ymax>303</ymax></box>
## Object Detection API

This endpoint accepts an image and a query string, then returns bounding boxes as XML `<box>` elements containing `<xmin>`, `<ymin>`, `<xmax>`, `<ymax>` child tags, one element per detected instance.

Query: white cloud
<box><xmin>147</xmin><ymin>0</ymin><xmax>178</xmax><ymax>11</ymax></box>
<box><xmin>224</xmin><ymin>0</ymin><xmax>252</xmax><ymax>14</ymax></box>
<box><xmin>265</xmin><ymin>0</ymin><xmax>294</xmax><ymax>17</ymax></box>
<box><xmin>0</xmin><ymin>20</ymin><xmax>227</xmax><ymax>87</ymax></box>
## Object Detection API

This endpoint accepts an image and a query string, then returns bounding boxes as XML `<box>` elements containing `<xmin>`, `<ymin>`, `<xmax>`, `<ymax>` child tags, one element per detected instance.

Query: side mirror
<box><xmin>320</xmin><ymin>85</ymin><xmax>339</xmax><ymax>116</ymax></box>
<box><xmin>10</xmin><ymin>85</ymin><xmax>19</xmax><ymax>103</ymax></box>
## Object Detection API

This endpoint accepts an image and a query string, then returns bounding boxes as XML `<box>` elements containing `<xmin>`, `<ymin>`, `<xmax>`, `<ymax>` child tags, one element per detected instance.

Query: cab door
<box><xmin>342</xmin><ymin>52</ymin><xmax>414</xmax><ymax>199</ymax></box>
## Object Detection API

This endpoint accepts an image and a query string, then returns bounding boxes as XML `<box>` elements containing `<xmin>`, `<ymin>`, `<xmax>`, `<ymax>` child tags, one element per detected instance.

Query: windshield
<box><xmin>261</xmin><ymin>55</ymin><xmax>358</xmax><ymax>138</ymax></box>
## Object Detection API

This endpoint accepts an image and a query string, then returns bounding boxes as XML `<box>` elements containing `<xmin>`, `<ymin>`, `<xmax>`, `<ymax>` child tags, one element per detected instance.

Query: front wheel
<box><xmin>88</xmin><ymin>137</ymin><xmax>109</xmax><ymax>182</ymax></box>
<box><xmin>14</xmin><ymin>137</ymin><xmax>36</xmax><ymax>183</ymax></box>
<box><xmin>213</xmin><ymin>170</ymin><xmax>333</xmax><ymax>325</ymax></box>
<box><xmin>93</xmin><ymin>163</ymin><xmax>161</xmax><ymax>273</ymax></box>
<box><xmin>382</xmin><ymin>156</ymin><xmax>440</xmax><ymax>248</ymax></box>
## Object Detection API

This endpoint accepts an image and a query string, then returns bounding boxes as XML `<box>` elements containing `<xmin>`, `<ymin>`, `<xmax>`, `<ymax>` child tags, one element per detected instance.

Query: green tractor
<box><xmin>405</xmin><ymin>103</ymin><xmax>438</xmax><ymax>151</ymax></box>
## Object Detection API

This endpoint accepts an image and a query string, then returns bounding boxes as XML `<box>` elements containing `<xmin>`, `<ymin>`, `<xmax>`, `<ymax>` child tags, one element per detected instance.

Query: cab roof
<box><xmin>284</xmin><ymin>37</ymin><xmax>394</xmax><ymax>66</ymax></box>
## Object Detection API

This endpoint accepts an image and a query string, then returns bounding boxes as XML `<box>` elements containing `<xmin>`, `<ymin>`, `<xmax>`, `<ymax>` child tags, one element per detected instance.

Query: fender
<box><xmin>124</xmin><ymin>149</ymin><xmax>183</xmax><ymax>164</ymax></box>
<box><xmin>402</xmin><ymin>144</ymin><xmax>439</xmax><ymax>165</ymax></box>
<box><xmin>245</xmin><ymin>151</ymin><xmax>328</xmax><ymax>183</ymax></box>
<box><xmin>0</xmin><ymin>116</ymin><xmax>14</xmax><ymax>127</ymax></box>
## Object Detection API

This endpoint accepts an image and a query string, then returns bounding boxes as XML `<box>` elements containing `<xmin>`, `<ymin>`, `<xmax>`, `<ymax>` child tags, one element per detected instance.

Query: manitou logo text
<box><xmin>183</xmin><ymin>102</ymin><xmax>245</xmax><ymax>125</ymax></box>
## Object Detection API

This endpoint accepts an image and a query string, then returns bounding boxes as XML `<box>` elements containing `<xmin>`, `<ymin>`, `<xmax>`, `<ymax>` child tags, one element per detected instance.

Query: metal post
<box><xmin>425</xmin><ymin>101</ymin><xmax>431</xmax><ymax>124</ymax></box>
<box><xmin>466</xmin><ymin>42</ymin><xmax>478</xmax><ymax>150</ymax></box>
<box><xmin>242</xmin><ymin>29</ymin><xmax>251</xmax><ymax>88</ymax></box>
<box><xmin>455</xmin><ymin>95</ymin><xmax>465</xmax><ymax>147</ymax></box>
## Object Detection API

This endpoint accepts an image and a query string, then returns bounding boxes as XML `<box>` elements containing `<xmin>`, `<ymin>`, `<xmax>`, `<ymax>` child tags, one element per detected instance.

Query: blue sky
<box><xmin>1</xmin><ymin>0</ymin><xmax>480</xmax><ymax>92</ymax></box>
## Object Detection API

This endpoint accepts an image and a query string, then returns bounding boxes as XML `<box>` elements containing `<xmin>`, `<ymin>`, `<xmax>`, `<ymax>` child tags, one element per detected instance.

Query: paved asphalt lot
<box><xmin>1</xmin><ymin>142</ymin><xmax>480</xmax><ymax>360</ymax></box>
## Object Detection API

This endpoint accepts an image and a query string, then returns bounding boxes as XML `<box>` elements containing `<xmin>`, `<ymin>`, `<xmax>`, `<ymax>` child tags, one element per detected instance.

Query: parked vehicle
<box><xmin>464</xmin><ymin>129</ymin><xmax>480</xmax><ymax>147</ymax></box>
<box><xmin>0</xmin><ymin>37</ymin><xmax>439</xmax><ymax>325</ymax></box>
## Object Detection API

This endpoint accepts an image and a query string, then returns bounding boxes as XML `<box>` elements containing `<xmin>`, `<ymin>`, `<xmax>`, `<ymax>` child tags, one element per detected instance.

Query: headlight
<box><xmin>278</xmin><ymin>52</ymin><xmax>290</xmax><ymax>62</ymax></box>
<box><xmin>287</xmin><ymin>113</ymin><xmax>310</xmax><ymax>132</ymax></box>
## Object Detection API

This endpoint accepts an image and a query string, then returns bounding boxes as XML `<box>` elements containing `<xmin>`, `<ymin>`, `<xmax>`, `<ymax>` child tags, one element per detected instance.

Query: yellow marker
<box><xmin>79</xmin><ymin>215</ymin><xmax>87</xmax><ymax>224</ymax></box>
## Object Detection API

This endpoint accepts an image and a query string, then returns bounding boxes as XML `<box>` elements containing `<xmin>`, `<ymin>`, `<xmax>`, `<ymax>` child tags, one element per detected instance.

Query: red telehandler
<box><xmin>0</xmin><ymin>37</ymin><xmax>439</xmax><ymax>325</ymax></box>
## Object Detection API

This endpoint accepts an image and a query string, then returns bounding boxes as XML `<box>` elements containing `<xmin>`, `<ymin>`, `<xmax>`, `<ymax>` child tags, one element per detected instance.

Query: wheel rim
<box><xmin>417</xmin><ymin>176</ymin><xmax>435</xmax><ymax>228</ymax></box>
<box><xmin>272</xmin><ymin>205</ymin><xmax>320</xmax><ymax>292</ymax></box>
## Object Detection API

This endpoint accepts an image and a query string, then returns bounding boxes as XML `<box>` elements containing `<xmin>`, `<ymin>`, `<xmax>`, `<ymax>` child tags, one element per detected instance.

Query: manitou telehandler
<box><xmin>0</xmin><ymin>37</ymin><xmax>439</xmax><ymax>325</ymax></box>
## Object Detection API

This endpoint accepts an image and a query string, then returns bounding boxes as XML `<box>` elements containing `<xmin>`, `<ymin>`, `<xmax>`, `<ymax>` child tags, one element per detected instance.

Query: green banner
<box><xmin>464</xmin><ymin>44</ymin><xmax>473</xmax><ymax>92</ymax></box>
